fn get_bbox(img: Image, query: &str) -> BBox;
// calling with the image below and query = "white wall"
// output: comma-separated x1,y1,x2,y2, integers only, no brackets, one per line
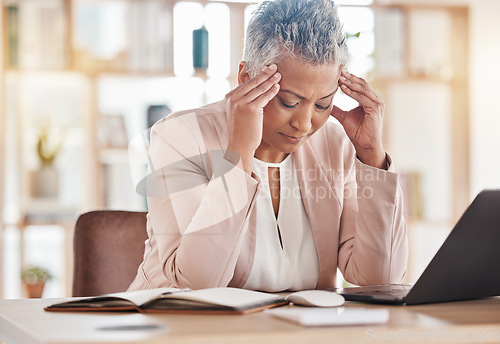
469,0,500,196
386,82,452,221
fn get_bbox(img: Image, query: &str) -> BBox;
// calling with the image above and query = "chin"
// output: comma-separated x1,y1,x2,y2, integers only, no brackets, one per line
275,141,306,154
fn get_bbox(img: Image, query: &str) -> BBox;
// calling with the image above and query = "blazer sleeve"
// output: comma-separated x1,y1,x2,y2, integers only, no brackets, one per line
146,114,259,289
337,155,408,285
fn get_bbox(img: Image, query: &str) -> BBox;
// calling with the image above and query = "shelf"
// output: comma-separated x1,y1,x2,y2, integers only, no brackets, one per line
98,148,130,165
21,199,77,225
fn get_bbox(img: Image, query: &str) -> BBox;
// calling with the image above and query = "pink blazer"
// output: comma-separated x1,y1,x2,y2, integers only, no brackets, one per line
128,99,408,291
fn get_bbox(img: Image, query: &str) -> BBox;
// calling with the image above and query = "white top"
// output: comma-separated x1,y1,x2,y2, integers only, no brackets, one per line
243,154,320,292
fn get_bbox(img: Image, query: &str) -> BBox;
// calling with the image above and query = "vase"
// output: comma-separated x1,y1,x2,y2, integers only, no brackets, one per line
193,26,208,69
32,165,59,198
24,282,45,298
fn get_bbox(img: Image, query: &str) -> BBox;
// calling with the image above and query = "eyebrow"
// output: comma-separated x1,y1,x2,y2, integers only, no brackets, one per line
279,89,337,101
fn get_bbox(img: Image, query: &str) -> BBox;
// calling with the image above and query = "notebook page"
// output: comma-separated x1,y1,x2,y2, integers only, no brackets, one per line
105,287,181,306
163,287,280,307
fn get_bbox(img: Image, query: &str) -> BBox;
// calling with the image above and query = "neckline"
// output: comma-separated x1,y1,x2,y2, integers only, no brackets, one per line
253,153,291,168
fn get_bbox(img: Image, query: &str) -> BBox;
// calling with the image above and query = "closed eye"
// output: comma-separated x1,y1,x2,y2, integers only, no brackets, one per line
315,104,330,111
281,100,299,109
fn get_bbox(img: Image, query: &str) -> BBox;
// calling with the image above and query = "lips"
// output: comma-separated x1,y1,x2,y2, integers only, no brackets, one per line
281,133,305,144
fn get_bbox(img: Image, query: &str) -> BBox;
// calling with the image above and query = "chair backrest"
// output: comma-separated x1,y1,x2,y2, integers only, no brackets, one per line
72,210,148,297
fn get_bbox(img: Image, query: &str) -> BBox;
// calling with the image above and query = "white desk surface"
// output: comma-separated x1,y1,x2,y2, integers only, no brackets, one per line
1,296,500,344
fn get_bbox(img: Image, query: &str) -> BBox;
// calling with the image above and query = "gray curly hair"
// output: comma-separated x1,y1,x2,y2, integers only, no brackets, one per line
243,0,349,77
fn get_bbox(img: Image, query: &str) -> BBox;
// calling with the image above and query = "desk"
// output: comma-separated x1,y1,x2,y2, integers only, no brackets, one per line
1,297,500,344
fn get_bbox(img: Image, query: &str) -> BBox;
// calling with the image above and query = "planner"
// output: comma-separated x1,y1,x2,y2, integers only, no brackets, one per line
45,287,288,315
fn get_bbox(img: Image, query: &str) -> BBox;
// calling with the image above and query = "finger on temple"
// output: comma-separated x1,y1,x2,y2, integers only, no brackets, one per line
237,65,278,97
341,81,379,106
245,73,281,103
226,65,277,100
342,70,367,86
253,83,280,108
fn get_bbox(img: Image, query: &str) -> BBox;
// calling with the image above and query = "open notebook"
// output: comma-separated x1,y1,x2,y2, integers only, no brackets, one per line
45,287,288,315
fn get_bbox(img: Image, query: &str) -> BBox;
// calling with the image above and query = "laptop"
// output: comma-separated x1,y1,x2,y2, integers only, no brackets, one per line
338,189,500,305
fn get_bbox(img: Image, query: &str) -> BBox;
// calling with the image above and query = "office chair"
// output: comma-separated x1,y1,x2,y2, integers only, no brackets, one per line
72,210,148,297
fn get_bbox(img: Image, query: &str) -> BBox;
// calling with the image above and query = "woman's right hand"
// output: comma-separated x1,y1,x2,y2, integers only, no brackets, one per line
225,64,281,174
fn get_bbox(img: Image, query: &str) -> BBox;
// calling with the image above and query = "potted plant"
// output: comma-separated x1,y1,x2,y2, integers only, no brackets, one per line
32,120,65,198
21,265,53,298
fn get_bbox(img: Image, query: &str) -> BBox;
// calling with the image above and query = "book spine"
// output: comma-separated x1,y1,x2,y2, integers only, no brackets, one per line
7,5,19,67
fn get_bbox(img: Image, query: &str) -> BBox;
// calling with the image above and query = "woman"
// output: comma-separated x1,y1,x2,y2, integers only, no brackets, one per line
128,0,407,292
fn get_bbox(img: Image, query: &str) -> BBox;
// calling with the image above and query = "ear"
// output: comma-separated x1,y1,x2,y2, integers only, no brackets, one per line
238,61,251,85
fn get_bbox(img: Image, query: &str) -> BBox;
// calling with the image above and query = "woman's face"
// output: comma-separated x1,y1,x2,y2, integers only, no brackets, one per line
256,56,341,163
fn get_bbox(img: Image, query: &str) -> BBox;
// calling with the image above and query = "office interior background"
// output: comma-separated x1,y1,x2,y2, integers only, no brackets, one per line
0,0,499,299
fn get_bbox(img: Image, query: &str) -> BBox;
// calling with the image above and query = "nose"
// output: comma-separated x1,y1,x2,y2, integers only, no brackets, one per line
290,106,313,133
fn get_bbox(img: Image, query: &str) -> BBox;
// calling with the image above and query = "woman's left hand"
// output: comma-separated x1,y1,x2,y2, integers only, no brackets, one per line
331,71,387,169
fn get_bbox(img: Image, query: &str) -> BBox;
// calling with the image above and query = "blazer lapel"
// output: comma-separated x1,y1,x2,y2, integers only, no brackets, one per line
295,140,342,289
196,99,259,288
